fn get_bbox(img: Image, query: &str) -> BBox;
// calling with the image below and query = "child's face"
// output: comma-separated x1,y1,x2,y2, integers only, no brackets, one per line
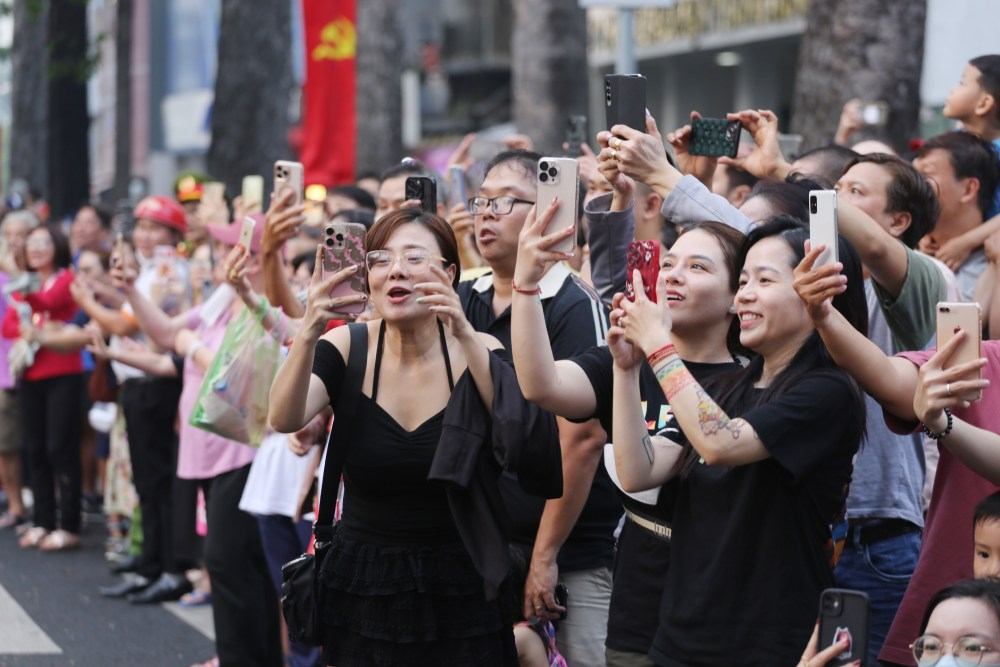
974,519,1000,581
944,64,990,121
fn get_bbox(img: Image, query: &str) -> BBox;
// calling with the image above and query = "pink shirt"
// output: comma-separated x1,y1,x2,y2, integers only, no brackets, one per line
176,302,256,480
879,340,1000,666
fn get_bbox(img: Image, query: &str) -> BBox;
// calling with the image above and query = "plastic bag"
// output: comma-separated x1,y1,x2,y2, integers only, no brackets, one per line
189,304,282,446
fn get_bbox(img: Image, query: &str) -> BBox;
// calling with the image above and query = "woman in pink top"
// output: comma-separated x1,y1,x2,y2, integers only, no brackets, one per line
111,216,284,667
1,225,84,550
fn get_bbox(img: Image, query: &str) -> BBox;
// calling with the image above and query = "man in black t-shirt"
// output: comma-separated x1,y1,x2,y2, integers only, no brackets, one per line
458,150,617,667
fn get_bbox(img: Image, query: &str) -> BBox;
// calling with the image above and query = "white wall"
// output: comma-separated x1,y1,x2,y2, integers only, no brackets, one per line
921,0,1000,106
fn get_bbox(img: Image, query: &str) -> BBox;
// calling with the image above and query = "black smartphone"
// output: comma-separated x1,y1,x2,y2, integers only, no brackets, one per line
605,74,647,136
689,118,742,158
818,588,870,666
405,176,437,213
565,115,588,156
554,583,568,621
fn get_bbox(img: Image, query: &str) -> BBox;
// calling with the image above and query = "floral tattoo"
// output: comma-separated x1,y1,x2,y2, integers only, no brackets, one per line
695,387,755,440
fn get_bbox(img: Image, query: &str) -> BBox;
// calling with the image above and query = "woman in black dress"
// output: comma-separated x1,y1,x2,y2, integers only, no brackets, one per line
269,208,559,666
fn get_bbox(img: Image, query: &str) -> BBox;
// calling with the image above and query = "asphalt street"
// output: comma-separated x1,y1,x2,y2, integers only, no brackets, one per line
0,518,215,667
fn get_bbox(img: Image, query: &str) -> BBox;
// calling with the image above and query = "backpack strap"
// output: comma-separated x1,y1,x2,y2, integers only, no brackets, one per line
313,322,368,544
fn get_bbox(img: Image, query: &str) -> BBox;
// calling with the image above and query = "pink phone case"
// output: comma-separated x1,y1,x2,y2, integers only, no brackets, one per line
322,223,367,314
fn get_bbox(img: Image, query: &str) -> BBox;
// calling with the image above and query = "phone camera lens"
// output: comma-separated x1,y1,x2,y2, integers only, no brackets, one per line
540,161,549,171
548,167,558,178
539,172,549,183
324,238,334,248
324,227,335,237
335,233,344,242
810,197,817,214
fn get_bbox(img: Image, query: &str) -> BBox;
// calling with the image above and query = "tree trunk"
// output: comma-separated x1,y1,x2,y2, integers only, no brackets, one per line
47,0,91,219
790,0,926,153
113,0,133,203
355,0,403,176
208,0,293,200
10,0,50,200
511,0,589,154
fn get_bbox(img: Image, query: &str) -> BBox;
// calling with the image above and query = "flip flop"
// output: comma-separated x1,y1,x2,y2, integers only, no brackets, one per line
179,590,212,607
38,529,82,552
19,526,50,549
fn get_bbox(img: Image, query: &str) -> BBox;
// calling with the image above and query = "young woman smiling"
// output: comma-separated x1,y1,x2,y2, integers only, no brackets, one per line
613,217,868,667
510,151,745,665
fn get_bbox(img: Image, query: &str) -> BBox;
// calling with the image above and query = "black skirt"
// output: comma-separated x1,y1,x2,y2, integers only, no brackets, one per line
318,529,519,666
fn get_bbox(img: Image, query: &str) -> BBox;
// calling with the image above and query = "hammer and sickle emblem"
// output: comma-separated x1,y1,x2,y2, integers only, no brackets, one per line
312,17,356,61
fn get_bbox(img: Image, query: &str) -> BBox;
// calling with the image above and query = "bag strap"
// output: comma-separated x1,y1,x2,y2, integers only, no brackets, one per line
314,322,368,543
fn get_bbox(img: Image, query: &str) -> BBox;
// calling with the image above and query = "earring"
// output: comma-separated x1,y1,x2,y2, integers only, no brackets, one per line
728,305,737,314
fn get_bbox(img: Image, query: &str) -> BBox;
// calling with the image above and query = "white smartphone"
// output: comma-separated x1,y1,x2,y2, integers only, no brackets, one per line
241,175,264,213
809,190,839,266
274,160,304,208
536,157,580,255
238,215,257,250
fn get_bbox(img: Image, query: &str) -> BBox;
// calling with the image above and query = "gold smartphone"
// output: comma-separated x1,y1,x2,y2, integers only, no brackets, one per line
936,302,983,401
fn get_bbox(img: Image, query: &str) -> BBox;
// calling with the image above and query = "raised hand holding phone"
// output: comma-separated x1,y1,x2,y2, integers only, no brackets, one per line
535,158,579,255
809,191,840,266
321,222,367,315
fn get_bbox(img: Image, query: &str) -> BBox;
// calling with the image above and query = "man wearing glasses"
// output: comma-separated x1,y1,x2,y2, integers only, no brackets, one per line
458,150,617,667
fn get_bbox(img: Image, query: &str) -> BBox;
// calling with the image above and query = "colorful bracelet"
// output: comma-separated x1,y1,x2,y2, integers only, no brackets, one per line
647,344,678,368
511,279,542,296
921,408,953,440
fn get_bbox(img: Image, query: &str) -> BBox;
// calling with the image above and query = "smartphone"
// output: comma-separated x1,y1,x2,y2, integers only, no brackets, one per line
689,118,742,159
274,161,305,208
114,231,126,268
203,182,226,207
859,100,889,126
809,190,840,266
448,166,467,209
554,583,568,621
153,245,178,281
818,588,870,667
536,157,580,255
405,176,437,213
565,115,588,156
937,302,983,401
238,215,257,251
241,175,264,213
605,74,647,136
625,240,660,303
321,222,367,315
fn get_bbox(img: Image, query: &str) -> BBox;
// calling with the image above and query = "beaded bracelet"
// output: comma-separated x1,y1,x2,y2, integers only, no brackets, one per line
921,408,953,440
511,279,542,296
647,344,678,368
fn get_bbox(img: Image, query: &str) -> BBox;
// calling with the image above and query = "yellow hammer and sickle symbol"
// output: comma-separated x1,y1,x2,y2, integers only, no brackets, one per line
313,17,356,61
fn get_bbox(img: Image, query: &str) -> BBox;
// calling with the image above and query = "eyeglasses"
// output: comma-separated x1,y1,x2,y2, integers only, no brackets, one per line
365,248,446,273
911,635,996,666
467,196,535,216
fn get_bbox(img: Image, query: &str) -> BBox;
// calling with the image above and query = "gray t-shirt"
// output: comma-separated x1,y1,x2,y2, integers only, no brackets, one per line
845,279,927,525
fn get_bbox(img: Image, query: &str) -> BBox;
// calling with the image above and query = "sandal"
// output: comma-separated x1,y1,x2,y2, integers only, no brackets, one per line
179,590,212,607
19,526,50,549
38,529,82,552
0,512,28,530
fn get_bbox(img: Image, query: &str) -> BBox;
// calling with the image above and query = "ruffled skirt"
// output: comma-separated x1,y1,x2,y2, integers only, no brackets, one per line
318,529,518,666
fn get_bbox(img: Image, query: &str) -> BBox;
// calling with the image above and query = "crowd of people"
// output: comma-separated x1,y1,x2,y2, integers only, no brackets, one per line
2,53,1000,667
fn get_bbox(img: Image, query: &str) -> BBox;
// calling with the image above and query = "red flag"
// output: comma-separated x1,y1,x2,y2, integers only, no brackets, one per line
300,0,356,186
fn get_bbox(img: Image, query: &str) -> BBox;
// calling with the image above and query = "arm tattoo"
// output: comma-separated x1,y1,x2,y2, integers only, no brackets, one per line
641,435,654,465
695,388,756,440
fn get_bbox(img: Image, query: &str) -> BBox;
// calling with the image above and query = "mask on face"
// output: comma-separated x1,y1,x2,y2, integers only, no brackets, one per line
931,656,1000,667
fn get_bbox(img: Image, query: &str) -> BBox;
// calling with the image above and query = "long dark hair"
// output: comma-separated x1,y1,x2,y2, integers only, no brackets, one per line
709,217,866,450
29,224,73,270
919,580,1000,634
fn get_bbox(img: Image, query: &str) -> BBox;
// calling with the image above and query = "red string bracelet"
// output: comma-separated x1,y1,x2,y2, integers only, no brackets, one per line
647,343,678,368
511,279,542,296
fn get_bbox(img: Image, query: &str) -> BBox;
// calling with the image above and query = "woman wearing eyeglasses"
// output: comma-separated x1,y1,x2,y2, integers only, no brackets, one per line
269,207,561,667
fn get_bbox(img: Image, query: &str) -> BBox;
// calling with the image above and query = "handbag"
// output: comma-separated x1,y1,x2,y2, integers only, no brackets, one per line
281,322,367,646
189,303,283,446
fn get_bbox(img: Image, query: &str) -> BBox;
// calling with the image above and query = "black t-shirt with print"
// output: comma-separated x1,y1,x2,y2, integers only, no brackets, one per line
649,369,860,667
571,345,740,654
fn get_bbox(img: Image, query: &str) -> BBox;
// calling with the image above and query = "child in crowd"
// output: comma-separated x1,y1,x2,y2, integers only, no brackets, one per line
974,491,1000,582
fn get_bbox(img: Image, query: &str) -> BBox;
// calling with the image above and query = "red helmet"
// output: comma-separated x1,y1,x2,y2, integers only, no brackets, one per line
134,196,187,234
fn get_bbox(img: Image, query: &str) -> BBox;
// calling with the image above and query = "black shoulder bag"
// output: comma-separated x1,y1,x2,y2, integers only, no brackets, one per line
281,322,367,647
